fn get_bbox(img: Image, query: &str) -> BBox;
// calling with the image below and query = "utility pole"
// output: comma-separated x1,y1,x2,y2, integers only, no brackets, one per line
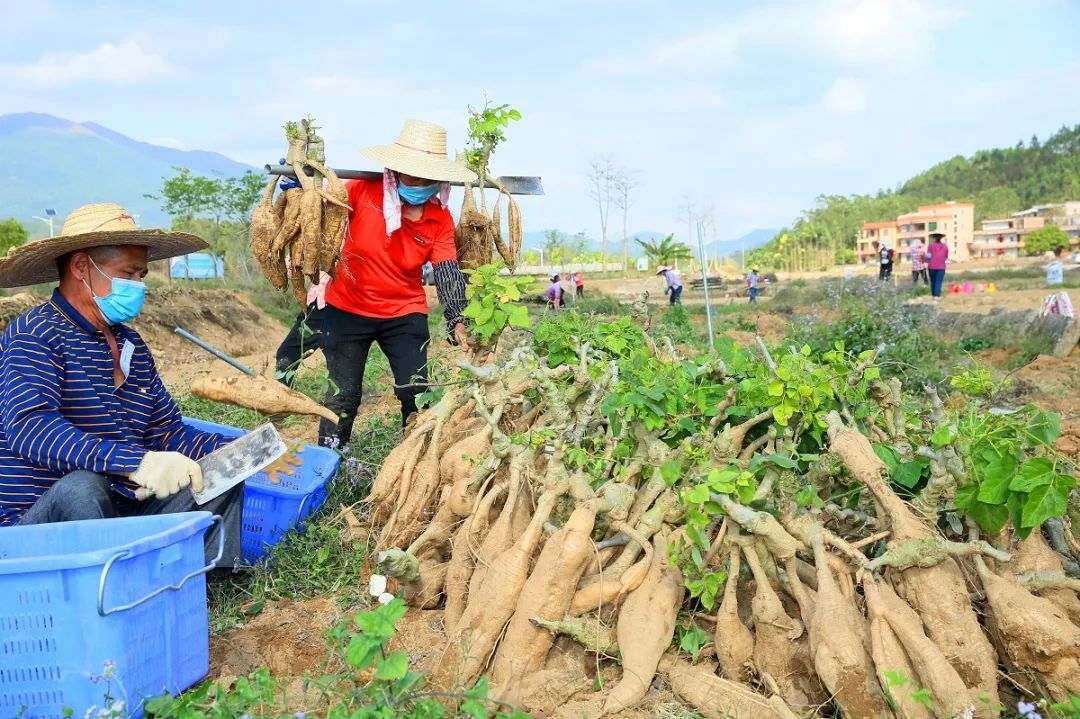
32,208,56,237
697,221,715,352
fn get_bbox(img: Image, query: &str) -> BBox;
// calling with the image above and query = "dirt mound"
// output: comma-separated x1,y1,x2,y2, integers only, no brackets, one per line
1009,353,1080,417
133,286,285,362
0,292,42,331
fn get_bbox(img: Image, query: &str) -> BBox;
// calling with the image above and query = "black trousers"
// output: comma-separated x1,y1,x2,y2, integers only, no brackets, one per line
319,305,430,446
275,305,326,382
912,268,929,285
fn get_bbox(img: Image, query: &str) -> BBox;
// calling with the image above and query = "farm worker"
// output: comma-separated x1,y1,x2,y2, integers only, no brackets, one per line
573,271,585,299
909,240,929,286
927,233,949,301
656,265,683,305
0,203,242,566
871,240,893,281
746,268,760,304
275,271,329,385
545,273,564,311
318,119,476,447
1045,245,1065,286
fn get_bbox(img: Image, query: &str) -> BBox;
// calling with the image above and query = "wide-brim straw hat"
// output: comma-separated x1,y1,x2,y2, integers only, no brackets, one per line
360,119,479,183
655,266,670,275
0,203,206,288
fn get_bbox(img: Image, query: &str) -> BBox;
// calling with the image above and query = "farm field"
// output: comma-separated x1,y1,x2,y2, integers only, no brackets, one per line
29,265,1072,719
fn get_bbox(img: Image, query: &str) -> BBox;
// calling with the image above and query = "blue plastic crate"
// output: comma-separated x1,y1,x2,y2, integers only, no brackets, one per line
0,512,218,719
182,418,341,563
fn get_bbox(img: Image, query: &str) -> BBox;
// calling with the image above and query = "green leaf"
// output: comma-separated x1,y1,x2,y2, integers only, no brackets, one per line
1021,483,1069,528
1027,410,1061,446
873,444,900,474
374,650,409,680
767,380,784,397
505,303,530,328
976,463,1012,504
346,635,382,670
1010,457,1055,492
660,459,683,486
678,623,710,662
684,484,710,504
930,426,955,448
967,501,1010,535
894,460,925,489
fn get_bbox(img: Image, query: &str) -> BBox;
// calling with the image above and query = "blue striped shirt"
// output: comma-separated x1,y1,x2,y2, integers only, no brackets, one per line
0,289,226,525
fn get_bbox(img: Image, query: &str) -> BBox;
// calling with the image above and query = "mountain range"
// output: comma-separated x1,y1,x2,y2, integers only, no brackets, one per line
0,113,254,233
520,228,777,258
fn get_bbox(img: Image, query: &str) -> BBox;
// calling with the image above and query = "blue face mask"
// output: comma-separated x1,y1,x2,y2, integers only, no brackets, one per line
85,259,146,324
398,181,440,206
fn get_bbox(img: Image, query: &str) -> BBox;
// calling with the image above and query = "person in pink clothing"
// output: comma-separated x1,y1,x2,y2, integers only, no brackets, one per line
926,233,949,300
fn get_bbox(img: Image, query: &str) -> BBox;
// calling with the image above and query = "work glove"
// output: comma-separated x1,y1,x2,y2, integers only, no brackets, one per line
278,158,301,191
130,451,204,500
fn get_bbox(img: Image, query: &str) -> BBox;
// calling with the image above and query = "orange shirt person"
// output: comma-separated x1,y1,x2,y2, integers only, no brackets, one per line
318,120,476,448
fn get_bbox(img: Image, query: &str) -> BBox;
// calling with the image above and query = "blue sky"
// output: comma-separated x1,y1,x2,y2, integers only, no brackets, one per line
2,0,1079,245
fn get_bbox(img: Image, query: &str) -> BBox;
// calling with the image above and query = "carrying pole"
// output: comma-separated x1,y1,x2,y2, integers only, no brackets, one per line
174,327,258,376
697,221,715,352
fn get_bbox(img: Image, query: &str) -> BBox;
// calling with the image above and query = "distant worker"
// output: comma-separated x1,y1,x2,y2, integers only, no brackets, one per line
657,265,683,305
1046,246,1065,286
927,233,949,301
746,268,761,304
909,240,929,286
544,272,564,311
872,240,893,281
572,271,585,299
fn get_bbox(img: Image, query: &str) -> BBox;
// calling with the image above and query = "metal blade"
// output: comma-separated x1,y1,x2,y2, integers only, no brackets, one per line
192,423,288,505
264,164,545,196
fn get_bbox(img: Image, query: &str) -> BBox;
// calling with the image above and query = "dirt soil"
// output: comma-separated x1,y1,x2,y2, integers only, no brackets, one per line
910,287,1066,315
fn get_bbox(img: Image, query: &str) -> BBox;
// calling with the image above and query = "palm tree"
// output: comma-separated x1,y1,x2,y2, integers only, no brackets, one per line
635,233,692,269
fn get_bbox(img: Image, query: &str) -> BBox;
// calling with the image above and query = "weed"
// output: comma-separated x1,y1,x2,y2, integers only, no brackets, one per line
957,336,994,353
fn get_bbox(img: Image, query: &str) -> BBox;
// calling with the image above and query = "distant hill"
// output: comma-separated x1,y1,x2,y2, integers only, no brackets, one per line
0,113,255,233
707,228,778,258
748,124,1080,271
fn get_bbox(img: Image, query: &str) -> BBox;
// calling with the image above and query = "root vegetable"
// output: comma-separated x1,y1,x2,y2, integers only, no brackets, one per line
432,487,564,690
298,187,323,280
270,188,303,258
975,555,1080,701
659,655,789,719
1011,530,1080,624
867,606,930,719
491,501,600,699
443,484,502,633
864,577,978,718
715,549,755,682
469,448,530,600
190,374,338,423
807,533,886,719
251,176,280,277
601,531,684,715
742,541,824,710
824,412,1000,704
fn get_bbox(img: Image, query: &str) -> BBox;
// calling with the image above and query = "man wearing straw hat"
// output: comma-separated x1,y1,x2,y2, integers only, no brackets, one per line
314,119,476,448
0,203,243,566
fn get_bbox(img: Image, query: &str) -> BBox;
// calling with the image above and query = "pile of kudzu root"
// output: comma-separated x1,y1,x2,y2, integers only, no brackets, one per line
369,308,1080,718
251,117,350,307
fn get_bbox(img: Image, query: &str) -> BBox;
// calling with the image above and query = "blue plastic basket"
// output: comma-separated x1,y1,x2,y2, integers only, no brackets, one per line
0,512,218,719
182,418,341,563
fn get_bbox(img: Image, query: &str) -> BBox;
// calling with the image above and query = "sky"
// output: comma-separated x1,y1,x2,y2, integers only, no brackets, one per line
2,0,1079,246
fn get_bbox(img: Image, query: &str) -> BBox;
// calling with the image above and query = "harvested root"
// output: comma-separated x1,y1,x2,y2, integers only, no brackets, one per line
714,549,754,682
530,614,617,656
601,531,684,715
659,655,792,719
190,374,338,423
251,176,280,280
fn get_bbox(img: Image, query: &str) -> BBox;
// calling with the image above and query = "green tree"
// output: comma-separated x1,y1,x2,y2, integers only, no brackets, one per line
1024,224,1070,256
635,233,692,268
146,167,266,279
0,218,29,257
544,229,570,264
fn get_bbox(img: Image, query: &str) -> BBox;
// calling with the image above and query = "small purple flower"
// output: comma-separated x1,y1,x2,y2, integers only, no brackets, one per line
296,713,306,719
1017,702,1041,719
102,659,116,679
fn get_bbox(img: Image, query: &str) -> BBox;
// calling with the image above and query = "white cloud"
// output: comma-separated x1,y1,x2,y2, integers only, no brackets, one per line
822,77,867,114
819,0,965,64
2,41,176,89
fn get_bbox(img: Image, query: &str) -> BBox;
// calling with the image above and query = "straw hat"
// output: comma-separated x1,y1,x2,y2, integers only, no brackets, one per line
655,265,670,275
360,119,479,183
0,203,206,288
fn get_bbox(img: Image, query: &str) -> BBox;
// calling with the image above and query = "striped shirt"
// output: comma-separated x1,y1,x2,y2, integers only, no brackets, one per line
0,289,226,525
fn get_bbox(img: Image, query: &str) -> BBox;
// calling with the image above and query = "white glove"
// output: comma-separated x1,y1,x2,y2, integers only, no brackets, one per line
130,451,203,500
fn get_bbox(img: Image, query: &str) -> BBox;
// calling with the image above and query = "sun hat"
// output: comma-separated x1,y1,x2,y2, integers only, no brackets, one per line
360,119,479,183
0,203,207,288
655,265,670,275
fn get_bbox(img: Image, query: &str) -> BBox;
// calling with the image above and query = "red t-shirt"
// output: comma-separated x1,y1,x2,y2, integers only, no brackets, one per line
324,179,457,318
